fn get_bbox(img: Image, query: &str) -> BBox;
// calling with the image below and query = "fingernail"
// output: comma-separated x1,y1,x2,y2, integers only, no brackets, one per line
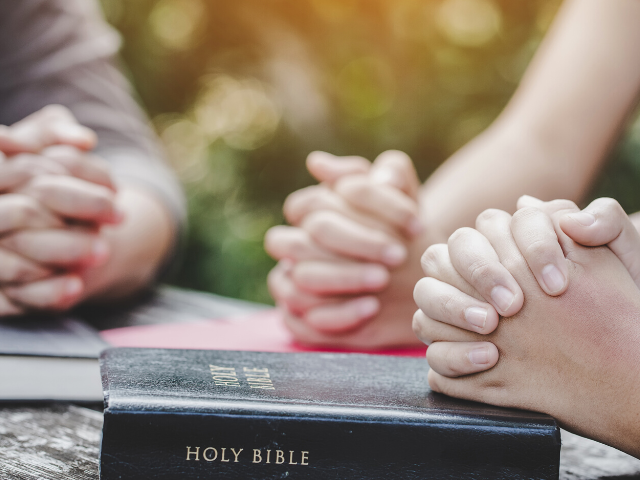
371,167,402,188
566,211,595,227
407,217,423,237
465,307,487,329
541,264,566,294
468,347,492,365
382,244,407,266
363,266,389,288
491,285,515,313
355,297,380,318
65,277,83,298
89,239,110,266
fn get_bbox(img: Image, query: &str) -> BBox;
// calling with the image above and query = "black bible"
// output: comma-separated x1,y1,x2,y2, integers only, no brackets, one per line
100,348,560,479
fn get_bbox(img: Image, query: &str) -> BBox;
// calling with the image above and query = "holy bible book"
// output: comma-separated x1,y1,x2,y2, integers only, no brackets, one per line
100,348,561,479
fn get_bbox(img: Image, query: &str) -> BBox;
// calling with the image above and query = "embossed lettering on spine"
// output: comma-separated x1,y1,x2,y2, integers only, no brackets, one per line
99,348,561,479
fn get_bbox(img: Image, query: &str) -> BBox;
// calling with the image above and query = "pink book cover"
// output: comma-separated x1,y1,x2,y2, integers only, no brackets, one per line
100,308,426,358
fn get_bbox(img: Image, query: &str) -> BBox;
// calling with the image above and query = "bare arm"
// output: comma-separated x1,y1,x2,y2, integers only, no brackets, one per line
421,0,640,241
266,0,640,349
81,186,174,301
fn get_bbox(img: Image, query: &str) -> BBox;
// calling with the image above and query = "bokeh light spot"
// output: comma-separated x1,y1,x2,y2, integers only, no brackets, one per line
149,0,206,51
193,75,281,151
157,116,209,183
337,56,396,119
437,0,502,48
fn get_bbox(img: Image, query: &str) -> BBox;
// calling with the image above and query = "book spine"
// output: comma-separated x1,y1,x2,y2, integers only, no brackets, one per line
100,410,560,479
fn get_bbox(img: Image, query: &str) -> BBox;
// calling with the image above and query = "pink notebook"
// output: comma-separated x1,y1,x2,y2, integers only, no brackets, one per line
100,308,426,358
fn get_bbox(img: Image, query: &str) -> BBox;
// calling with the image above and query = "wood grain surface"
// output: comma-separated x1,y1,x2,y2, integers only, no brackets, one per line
0,405,101,480
1,288,639,479
0,405,639,480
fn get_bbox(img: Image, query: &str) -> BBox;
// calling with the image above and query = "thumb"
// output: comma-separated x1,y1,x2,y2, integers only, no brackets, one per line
517,196,583,257
559,198,640,287
306,151,370,184
370,150,420,200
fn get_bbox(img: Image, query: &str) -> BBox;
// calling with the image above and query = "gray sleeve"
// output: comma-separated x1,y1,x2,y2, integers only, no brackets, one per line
0,0,186,274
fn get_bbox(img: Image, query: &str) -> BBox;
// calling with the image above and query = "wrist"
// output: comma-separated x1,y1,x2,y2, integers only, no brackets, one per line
81,187,175,302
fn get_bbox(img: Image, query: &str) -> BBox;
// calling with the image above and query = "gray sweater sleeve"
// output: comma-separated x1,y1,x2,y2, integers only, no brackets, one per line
0,0,186,273
0,0,185,235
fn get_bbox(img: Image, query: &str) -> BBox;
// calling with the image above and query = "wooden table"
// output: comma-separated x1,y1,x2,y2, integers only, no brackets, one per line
1,286,639,479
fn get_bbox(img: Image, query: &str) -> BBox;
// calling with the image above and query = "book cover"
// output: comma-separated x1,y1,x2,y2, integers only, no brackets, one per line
100,308,427,357
100,348,560,479
0,316,107,402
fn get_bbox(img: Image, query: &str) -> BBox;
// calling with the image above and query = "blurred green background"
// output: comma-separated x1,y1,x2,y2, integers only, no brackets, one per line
98,0,640,304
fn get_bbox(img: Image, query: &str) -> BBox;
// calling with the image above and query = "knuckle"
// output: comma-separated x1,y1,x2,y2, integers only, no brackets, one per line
421,244,447,277
289,236,309,260
263,229,280,257
467,259,494,285
439,290,460,320
302,211,336,237
379,149,412,167
268,270,294,304
546,199,579,220
283,186,322,223
42,104,72,119
282,193,304,224
475,208,504,225
426,369,441,392
443,348,467,377
522,238,557,262
548,199,578,211
10,196,40,226
448,227,475,247
266,267,280,292
6,260,35,283
290,263,318,290
499,254,524,277
335,176,368,200
43,144,80,161
412,310,431,343
511,206,540,224
412,277,430,302
279,289,298,306
595,197,624,217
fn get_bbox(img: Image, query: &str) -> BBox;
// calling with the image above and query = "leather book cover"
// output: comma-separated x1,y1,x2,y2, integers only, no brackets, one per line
100,348,560,479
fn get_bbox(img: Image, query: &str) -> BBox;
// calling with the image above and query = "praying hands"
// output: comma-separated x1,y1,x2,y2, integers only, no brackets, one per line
265,150,426,348
0,105,175,316
413,197,640,458
0,106,121,315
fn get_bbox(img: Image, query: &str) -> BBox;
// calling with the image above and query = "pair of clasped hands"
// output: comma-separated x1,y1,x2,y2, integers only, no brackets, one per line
267,151,640,456
0,106,121,315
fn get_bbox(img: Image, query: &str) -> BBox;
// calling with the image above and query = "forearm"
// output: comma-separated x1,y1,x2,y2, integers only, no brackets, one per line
81,186,176,301
420,0,640,243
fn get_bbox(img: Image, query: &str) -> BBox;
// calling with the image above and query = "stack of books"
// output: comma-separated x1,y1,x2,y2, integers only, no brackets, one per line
0,315,561,478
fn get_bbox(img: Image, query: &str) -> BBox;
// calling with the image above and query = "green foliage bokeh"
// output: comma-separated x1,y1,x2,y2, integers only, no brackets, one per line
99,0,640,304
